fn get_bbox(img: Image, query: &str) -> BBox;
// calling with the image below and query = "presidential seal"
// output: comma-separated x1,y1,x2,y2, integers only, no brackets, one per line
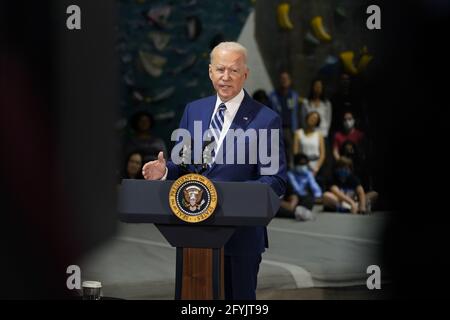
169,173,218,223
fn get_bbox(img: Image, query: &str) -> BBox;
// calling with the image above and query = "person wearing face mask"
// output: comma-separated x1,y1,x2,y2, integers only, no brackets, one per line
286,153,322,221
323,157,377,214
332,111,365,161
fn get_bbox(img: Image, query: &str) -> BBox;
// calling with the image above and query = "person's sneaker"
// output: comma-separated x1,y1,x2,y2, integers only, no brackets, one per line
294,206,304,221
303,209,316,221
295,206,315,221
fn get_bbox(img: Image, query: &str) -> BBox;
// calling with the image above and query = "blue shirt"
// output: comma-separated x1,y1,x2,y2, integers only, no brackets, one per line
269,89,299,131
287,170,322,198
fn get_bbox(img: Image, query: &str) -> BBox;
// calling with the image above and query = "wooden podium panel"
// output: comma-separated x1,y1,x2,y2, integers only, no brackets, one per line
179,248,224,300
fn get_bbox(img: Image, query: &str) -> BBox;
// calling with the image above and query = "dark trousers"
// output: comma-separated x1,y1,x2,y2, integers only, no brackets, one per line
224,254,262,300
283,128,294,169
276,206,294,218
276,194,315,218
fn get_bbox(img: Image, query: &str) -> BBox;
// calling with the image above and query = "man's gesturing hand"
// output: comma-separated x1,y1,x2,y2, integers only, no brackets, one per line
142,151,166,180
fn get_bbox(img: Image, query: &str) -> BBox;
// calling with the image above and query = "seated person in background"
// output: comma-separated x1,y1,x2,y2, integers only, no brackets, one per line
119,150,144,182
124,111,168,163
340,140,364,182
287,153,322,221
323,157,377,214
276,181,299,218
332,111,365,161
293,111,326,186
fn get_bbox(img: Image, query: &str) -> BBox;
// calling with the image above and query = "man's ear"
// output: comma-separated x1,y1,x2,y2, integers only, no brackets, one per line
244,67,249,80
208,64,213,80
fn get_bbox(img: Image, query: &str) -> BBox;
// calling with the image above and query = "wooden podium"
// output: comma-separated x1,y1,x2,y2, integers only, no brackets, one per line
118,179,280,300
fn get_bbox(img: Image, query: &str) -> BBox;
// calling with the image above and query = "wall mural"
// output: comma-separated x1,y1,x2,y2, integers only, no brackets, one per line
117,0,253,145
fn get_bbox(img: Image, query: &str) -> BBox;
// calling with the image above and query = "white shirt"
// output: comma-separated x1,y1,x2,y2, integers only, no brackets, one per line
296,128,321,171
209,89,244,152
160,89,245,180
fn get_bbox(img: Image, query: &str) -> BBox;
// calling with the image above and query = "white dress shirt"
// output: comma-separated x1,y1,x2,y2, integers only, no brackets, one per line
209,89,244,152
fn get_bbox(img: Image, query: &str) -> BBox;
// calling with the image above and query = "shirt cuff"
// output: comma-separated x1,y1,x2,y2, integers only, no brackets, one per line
160,167,168,181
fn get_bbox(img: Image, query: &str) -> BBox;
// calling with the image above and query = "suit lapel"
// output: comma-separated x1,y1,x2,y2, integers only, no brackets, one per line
200,96,217,137
228,92,258,132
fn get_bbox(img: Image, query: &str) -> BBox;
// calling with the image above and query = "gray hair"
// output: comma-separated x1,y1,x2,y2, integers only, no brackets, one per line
210,42,248,66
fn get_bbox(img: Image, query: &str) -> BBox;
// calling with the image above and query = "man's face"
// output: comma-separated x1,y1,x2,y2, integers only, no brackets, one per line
209,49,248,102
279,72,291,89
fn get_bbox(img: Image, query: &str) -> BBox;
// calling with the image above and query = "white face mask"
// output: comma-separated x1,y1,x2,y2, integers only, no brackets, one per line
343,119,355,130
295,165,309,172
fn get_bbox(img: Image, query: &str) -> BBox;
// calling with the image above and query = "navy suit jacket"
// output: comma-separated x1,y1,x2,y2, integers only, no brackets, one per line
166,91,287,255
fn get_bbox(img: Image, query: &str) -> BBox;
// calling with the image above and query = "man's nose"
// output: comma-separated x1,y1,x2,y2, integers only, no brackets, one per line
222,70,231,81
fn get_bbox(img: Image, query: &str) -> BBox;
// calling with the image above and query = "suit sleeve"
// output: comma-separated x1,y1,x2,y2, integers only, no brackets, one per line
166,103,190,180
252,115,287,197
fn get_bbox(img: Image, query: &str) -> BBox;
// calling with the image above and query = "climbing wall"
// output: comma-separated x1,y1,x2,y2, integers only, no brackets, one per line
255,0,380,95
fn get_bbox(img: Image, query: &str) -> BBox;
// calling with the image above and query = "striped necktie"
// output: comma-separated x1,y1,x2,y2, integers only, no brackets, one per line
207,103,227,164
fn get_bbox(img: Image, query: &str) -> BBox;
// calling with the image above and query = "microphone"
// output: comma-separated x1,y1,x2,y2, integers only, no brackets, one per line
177,135,217,175
178,139,192,176
202,139,216,170
181,142,192,166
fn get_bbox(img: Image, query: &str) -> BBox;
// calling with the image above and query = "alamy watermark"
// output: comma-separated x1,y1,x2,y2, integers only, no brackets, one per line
366,264,381,290
66,264,81,290
170,121,280,175
66,5,380,31
66,5,81,30
366,5,381,30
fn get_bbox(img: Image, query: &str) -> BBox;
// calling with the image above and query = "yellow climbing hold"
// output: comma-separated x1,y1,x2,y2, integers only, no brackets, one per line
357,53,373,73
311,16,331,42
277,3,294,30
339,51,358,75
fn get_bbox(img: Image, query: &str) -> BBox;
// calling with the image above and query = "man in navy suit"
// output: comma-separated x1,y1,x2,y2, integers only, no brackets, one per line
142,42,287,299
